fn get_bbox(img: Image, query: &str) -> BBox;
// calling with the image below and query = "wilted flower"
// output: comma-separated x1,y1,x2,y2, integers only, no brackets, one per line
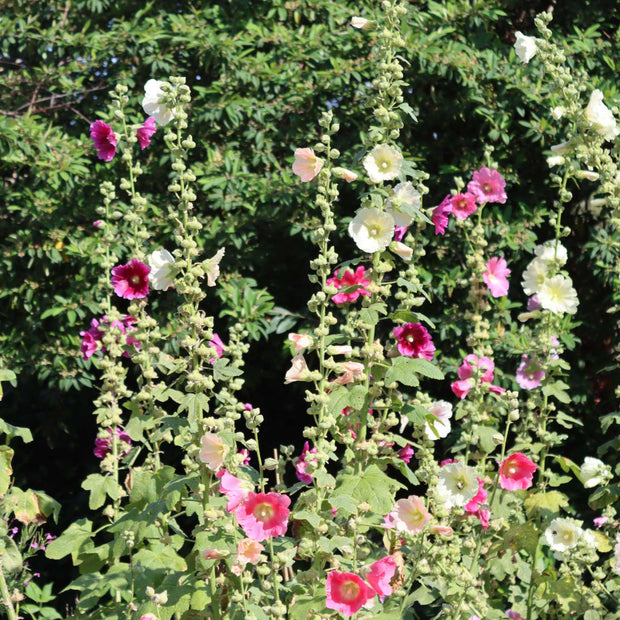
326,266,371,304
467,167,507,204
335,361,365,385
544,518,583,552
392,322,435,360
148,248,175,290
111,259,150,299
236,491,290,541
142,79,174,126
537,275,579,315
499,453,537,491
292,147,323,182
436,462,479,508
580,457,611,488
390,241,413,262
199,433,229,470
348,208,395,253
136,116,157,149
325,571,376,617
514,32,538,63
363,144,403,183
90,120,117,162
584,89,619,141
483,256,511,297
284,354,312,383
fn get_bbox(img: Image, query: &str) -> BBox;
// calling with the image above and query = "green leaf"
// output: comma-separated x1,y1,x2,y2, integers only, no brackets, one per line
385,357,443,387
524,491,568,519
1,536,22,573
0,446,13,494
542,381,571,404
335,464,403,514
81,474,108,510
45,519,93,560
287,595,328,619
0,419,32,443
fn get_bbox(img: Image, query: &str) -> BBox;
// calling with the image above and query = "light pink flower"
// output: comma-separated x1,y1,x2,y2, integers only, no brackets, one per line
432,195,452,235
93,220,103,227
389,495,431,534
90,120,117,161
366,556,396,598
199,433,228,470
393,322,435,360
137,116,157,149
284,354,312,383
467,167,507,204
217,470,253,512
326,266,371,304
292,147,323,182
237,538,264,565
235,491,290,541
516,355,545,390
202,549,226,560
294,441,318,484
483,257,511,297
325,571,376,617
94,428,132,459
450,193,477,220
110,259,150,299
209,333,225,363
288,332,313,354
593,516,609,527
431,524,453,537
335,361,365,385
499,453,537,491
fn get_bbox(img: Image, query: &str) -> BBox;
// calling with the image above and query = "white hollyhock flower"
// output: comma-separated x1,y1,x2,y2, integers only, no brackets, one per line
514,32,537,63
148,248,176,290
363,145,403,183
534,240,567,266
142,79,175,126
537,275,579,315
580,457,611,488
390,241,413,262
424,401,453,441
386,182,421,227
584,89,619,141
547,155,564,168
436,462,479,509
544,518,582,552
521,258,549,296
551,106,564,120
350,17,371,30
204,248,226,287
348,208,394,253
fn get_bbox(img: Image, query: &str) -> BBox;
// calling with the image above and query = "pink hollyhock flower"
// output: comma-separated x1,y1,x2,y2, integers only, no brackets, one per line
89,120,117,162
93,220,103,227
527,294,542,311
199,433,229,470
94,428,132,459
294,441,318,484
284,354,312,383
394,225,408,242
235,491,290,541
292,147,323,182
80,329,99,360
450,193,477,220
80,315,139,360
325,571,376,617
389,495,431,534
217,470,253,512
593,516,609,527
465,478,490,530
499,453,537,491
431,524,453,537
451,354,503,399
327,266,371,304
392,322,435,360
516,355,545,390
506,611,525,620
209,333,225,363
288,332,313,354
366,556,396,599
467,167,507,204
111,259,150,299
239,448,251,465
335,361,365,385
237,538,264,565
432,195,452,235
397,445,414,464
483,257,511,297
137,116,157,149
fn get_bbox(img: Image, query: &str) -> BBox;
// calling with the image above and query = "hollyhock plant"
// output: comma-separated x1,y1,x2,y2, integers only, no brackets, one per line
94,428,132,459
515,355,545,390
366,556,397,599
432,195,452,235
483,257,511,297
392,322,435,360
199,433,229,470
136,116,157,149
363,144,403,183
327,266,371,304
388,495,431,534
450,192,477,220
294,441,318,484
142,79,174,126
348,207,395,253
467,167,507,204
111,259,150,299
235,491,290,541
218,470,253,513
148,248,175,290
325,571,376,617
292,147,323,182
499,453,537,491
89,120,117,162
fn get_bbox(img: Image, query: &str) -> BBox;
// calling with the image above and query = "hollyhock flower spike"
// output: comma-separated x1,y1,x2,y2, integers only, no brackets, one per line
365,556,397,599
450,193,477,220
325,571,376,617
90,120,117,162
467,167,507,205
111,259,150,299
392,322,435,360
483,256,511,298
363,144,403,183
235,491,290,541
142,79,174,126
348,208,395,253
326,266,371,304
136,116,157,149
432,195,452,235
499,453,537,491
292,147,323,182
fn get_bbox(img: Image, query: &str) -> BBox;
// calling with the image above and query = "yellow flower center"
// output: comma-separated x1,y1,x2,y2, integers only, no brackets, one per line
254,503,274,522
340,581,360,602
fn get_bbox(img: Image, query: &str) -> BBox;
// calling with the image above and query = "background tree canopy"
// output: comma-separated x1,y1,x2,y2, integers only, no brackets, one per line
1,0,619,600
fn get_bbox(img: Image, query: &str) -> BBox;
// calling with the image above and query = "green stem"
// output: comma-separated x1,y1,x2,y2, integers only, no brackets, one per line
0,566,18,620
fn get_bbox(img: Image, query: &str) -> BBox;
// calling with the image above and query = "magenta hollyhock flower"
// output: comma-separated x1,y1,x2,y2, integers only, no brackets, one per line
483,257,511,297
94,428,132,459
464,478,490,530
136,116,157,149
217,470,253,513
327,266,371,304
432,195,452,235
392,322,435,360
366,555,396,599
397,445,414,464
90,120,117,162
235,492,290,541
450,193,477,220
325,571,376,617
80,328,99,360
393,225,408,242
209,333,225,363
80,315,138,360
516,355,545,390
467,167,507,204
499,453,537,491
111,259,150,299
506,611,525,620
451,354,502,399
239,448,251,466
294,441,318,484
